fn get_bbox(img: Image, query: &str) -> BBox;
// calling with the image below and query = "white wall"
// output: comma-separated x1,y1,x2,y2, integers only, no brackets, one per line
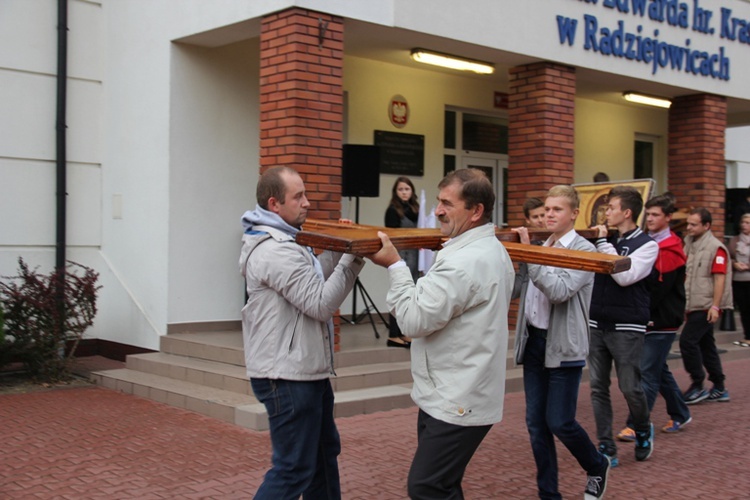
727,126,750,163
0,0,103,253
726,125,750,189
97,1,178,347
0,0,105,330
574,98,669,190
168,40,260,325
2,0,270,349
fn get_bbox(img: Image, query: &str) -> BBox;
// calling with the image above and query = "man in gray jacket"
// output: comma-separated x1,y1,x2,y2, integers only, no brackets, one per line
239,166,364,500
512,185,610,500
367,169,514,499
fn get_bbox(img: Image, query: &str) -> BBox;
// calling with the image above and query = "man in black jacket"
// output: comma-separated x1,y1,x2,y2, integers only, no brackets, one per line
589,186,658,466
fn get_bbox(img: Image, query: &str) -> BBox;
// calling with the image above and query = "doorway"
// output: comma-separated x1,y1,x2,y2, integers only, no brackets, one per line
460,156,506,225
444,107,509,226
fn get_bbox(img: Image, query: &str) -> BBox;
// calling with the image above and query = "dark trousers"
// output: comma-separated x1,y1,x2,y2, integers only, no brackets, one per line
679,310,726,389
408,409,491,500
589,328,650,452
523,330,606,500
626,331,690,427
250,378,341,500
732,281,750,340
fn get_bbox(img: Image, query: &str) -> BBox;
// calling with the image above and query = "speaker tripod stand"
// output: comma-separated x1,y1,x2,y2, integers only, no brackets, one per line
349,278,389,339
348,195,389,339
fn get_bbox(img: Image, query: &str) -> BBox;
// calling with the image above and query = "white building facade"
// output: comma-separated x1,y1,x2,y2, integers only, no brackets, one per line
3,0,750,352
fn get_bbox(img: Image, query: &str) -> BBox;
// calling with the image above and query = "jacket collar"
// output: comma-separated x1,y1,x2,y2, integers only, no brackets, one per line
441,223,496,253
251,224,295,242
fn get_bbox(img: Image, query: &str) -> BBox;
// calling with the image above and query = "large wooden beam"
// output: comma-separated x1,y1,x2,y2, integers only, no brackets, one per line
297,220,630,274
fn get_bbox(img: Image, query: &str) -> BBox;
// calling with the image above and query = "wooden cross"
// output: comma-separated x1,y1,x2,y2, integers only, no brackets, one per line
296,219,630,274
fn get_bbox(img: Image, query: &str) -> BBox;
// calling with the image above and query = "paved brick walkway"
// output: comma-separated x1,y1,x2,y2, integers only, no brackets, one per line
2,357,749,499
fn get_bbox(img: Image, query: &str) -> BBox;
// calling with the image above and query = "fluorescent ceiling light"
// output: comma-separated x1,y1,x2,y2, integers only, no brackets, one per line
622,92,672,108
411,48,494,75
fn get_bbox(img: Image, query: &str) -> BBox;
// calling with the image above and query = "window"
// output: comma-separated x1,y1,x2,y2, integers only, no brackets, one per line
462,113,508,155
634,134,658,179
444,107,509,224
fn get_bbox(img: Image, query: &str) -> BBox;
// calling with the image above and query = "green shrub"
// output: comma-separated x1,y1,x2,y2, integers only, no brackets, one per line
0,258,101,381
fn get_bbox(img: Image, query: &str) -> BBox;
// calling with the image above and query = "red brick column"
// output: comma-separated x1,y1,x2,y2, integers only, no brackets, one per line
260,8,344,220
260,9,346,348
506,62,576,333
668,94,727,236
507,62,576,227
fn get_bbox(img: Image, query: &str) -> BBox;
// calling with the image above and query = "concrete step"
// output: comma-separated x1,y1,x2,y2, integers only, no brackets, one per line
158,331,412,368
90,368,257,425
91,367,415,431
126,352,251,394
237,384,415,431
126,351,412,394
335,345,411,368
159,331,245,366
89,323,750,432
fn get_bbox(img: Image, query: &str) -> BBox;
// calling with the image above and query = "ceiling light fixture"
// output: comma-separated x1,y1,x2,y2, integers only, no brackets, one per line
410,48,494,75
622,91,672,108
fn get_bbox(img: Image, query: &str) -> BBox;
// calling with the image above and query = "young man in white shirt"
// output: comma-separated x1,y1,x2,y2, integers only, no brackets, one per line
513,185,610,500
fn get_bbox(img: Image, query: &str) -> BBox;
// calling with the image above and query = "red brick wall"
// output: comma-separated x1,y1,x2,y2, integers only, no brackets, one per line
506,62,576,333
259,8,344,221
260,9,346,347
668,94,727,236
507,62,576,228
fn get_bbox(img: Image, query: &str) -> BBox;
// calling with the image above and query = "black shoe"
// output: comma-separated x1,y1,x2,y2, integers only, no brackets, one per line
584,454,611,500
635,423,654,462
387,338,411,349
597,443,618,468
705,386,730,402
683,384,709,405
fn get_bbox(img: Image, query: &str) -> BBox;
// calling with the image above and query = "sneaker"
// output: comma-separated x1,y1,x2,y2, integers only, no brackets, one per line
706,387,730,402
683,386,709,405
584,455,611,500
662,417,692,433
597,443,618,468
635,423,654,462
616,427,635,442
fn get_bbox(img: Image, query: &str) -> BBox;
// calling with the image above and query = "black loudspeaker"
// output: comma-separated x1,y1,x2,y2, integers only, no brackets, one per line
342,144,380,198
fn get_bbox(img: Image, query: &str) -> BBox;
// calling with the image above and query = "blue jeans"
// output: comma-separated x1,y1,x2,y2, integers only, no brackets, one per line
523,331,606,500
589,328,650,452
251,378,341,500
626,332,690,428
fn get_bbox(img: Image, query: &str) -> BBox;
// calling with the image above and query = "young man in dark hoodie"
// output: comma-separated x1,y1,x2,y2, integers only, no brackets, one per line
616,195,691,443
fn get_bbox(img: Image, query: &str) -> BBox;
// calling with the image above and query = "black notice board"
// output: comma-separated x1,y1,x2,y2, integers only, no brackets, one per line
374,130,424,176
